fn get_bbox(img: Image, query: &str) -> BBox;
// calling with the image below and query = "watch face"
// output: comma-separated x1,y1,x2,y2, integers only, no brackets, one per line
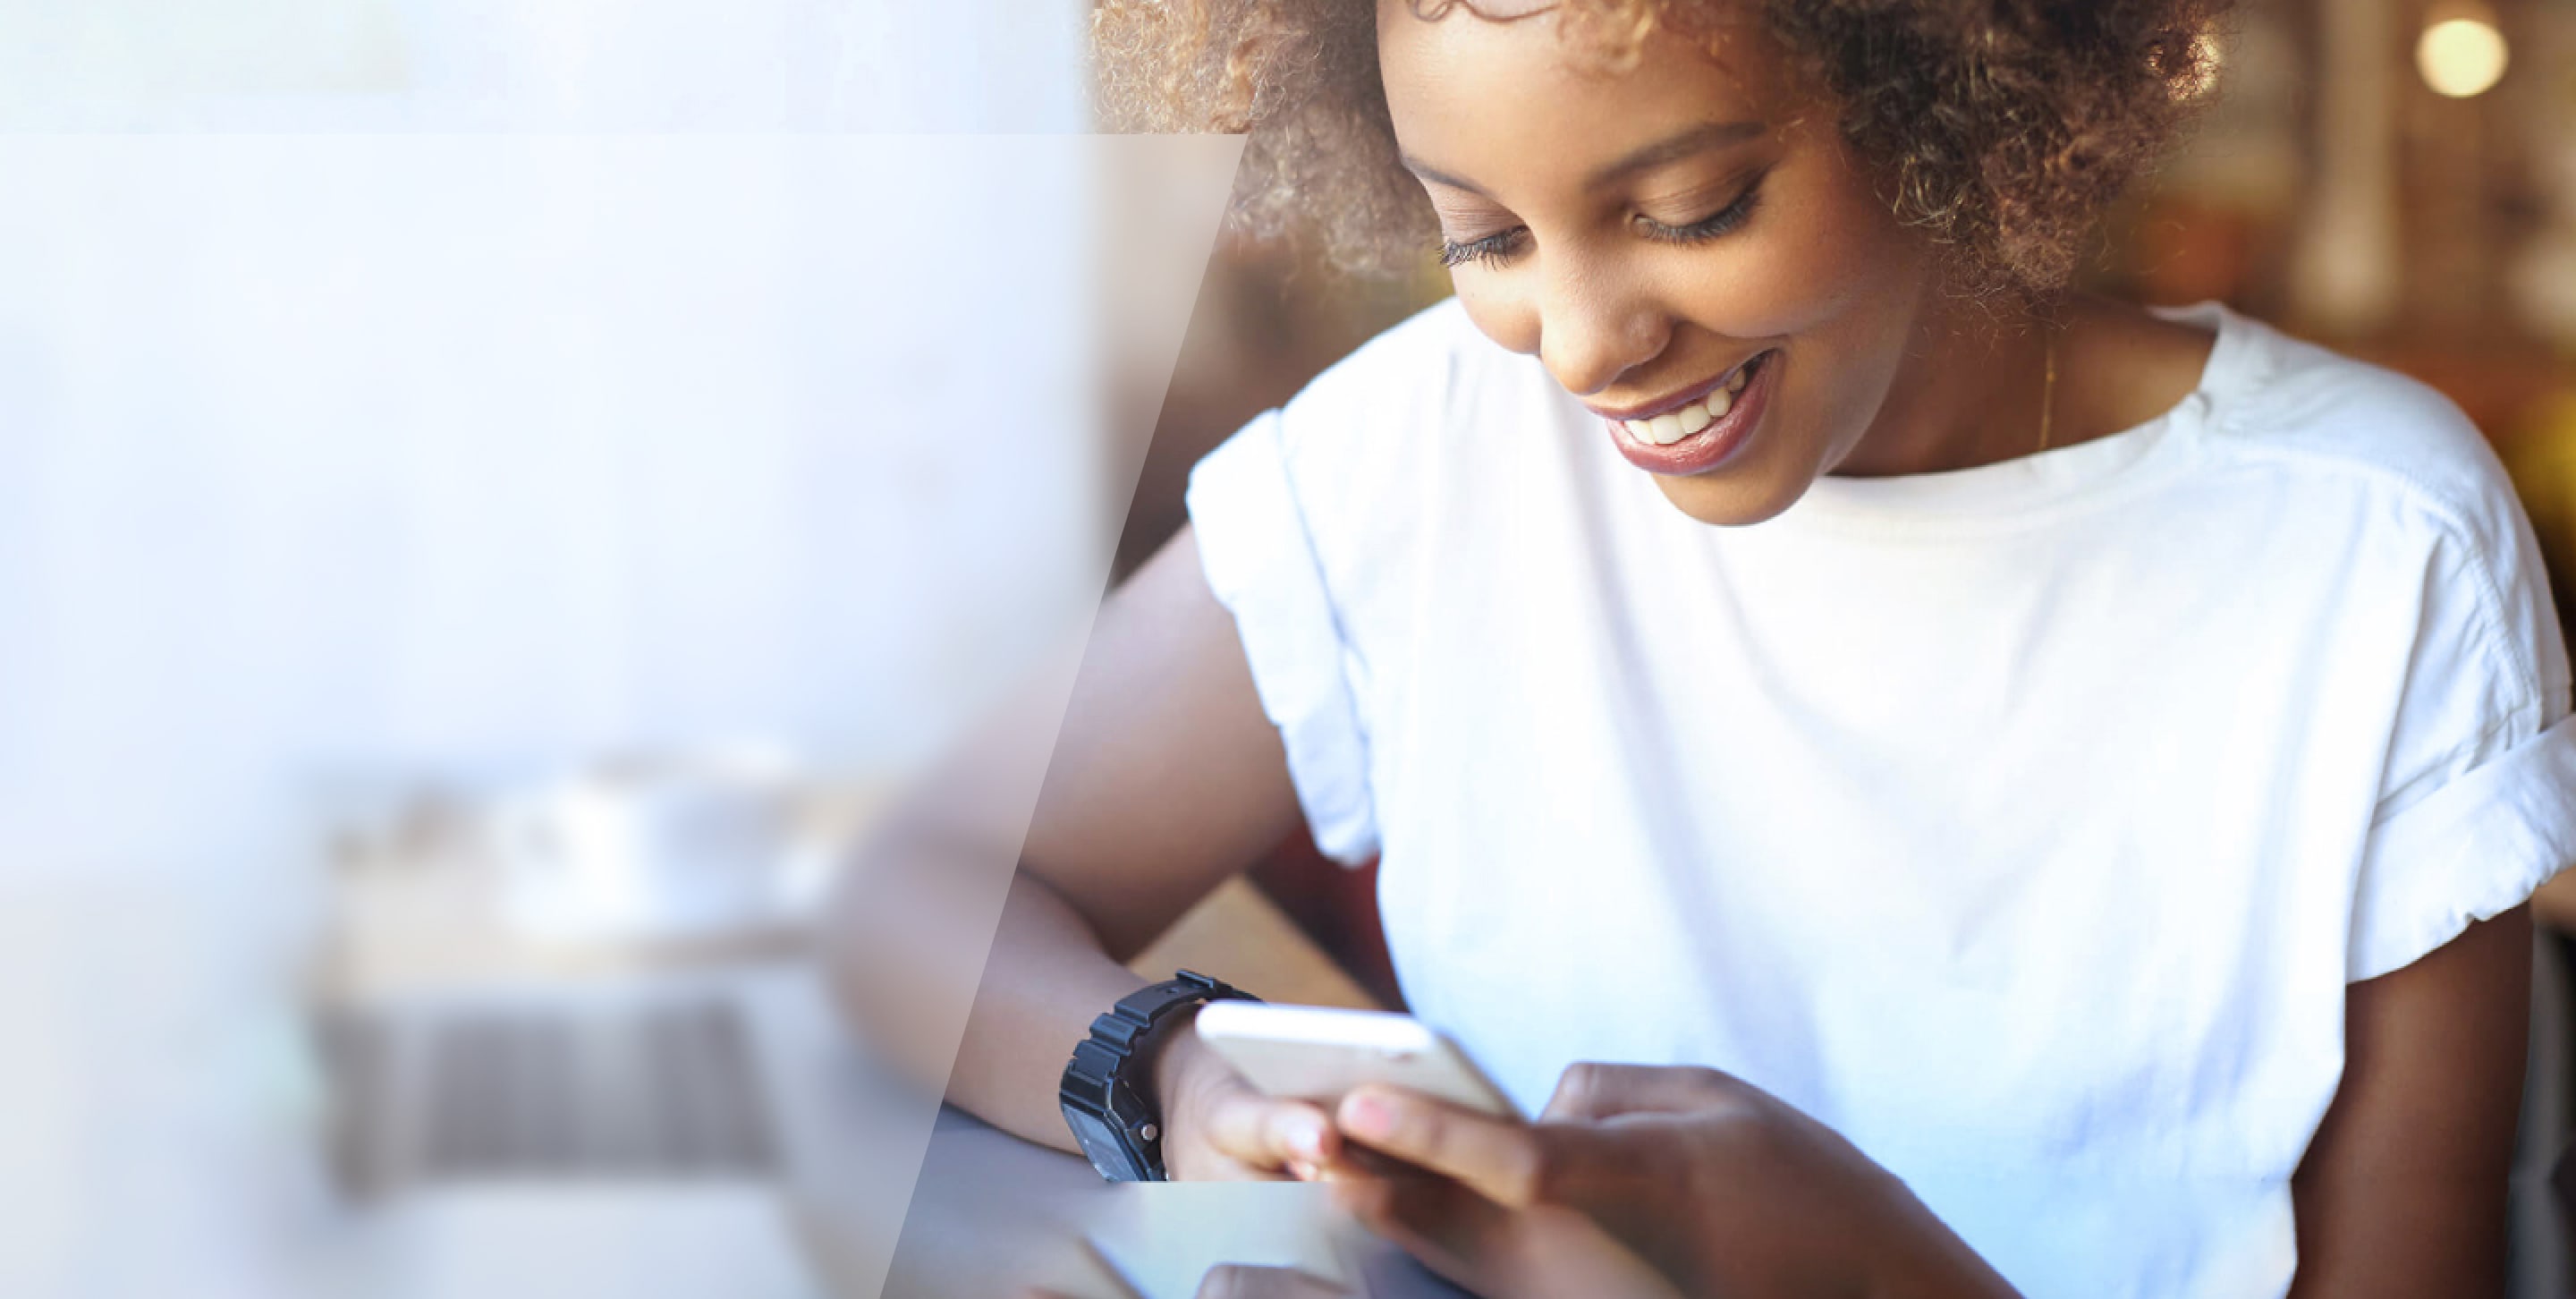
1065,1105,1146,1182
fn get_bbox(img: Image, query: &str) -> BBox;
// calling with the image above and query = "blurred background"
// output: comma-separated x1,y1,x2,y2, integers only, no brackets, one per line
0,5,1154,1299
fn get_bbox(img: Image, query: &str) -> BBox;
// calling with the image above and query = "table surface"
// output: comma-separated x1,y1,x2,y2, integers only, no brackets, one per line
869,1104,1472,1299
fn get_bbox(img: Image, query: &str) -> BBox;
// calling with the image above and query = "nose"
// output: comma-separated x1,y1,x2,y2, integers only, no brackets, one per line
1532,256,1671,399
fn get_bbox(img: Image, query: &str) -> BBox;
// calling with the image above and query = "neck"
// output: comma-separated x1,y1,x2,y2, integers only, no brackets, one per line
1827,291,2070,479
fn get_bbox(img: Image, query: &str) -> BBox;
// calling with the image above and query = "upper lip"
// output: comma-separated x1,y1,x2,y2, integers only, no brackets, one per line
1583,351,1767,422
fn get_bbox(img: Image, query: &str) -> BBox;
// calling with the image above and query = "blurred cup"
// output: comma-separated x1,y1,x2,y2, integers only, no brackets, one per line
489,746,801,945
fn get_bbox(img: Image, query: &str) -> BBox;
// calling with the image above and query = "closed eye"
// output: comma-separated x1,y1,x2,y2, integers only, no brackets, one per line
1635,170,1767,246
1438,226,1528,269
1437,169,1769,270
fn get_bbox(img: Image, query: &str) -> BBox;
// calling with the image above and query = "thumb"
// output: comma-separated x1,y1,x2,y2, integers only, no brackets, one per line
1200,1086,1335,1170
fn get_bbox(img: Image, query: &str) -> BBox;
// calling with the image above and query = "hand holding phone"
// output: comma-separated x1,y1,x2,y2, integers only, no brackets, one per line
1191,1002,1523,1120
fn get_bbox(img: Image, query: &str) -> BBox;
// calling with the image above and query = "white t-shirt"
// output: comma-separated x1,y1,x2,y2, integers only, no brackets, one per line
1183,299,2576,1297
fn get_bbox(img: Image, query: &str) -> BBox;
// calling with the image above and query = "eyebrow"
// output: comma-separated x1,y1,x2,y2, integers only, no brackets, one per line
1401,119,1767,198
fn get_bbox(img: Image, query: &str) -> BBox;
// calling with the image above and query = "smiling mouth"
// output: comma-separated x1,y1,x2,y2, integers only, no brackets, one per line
1597,347,1782,477
1597,351,1773,446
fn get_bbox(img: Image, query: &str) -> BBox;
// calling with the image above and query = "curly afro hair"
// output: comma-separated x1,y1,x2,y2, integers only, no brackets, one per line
1091,0,2230,298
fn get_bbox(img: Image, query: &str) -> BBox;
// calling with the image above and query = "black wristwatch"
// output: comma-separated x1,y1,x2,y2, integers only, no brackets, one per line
1059,970,1258,1181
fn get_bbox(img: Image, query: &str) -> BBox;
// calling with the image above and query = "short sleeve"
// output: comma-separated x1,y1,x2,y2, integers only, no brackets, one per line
2348,511,2576,981
1185,410,1381,865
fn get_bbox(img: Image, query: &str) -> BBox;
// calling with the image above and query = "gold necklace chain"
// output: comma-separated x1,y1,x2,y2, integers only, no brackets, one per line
2035,332,2059,454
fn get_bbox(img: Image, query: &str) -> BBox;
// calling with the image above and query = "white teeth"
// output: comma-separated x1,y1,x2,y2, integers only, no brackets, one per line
1617,358,1761,447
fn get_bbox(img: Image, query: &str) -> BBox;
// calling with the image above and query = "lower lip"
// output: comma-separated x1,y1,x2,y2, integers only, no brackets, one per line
1604,351,1780,477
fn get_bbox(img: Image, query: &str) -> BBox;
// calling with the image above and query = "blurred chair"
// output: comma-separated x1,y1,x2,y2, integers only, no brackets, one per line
2522,927,2573,1299
1248,837,1402,1012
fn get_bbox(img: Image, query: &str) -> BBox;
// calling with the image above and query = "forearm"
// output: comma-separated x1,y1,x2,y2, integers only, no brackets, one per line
820,522,1304,1157
821,802,1158,1150
944,870,1155,1151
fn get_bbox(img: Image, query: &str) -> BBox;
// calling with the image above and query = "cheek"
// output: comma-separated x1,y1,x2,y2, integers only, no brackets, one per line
1678,182,1917,344
1453,281,1540,355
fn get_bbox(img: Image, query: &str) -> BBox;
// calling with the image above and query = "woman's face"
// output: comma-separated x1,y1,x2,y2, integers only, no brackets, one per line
1377,2,1941,524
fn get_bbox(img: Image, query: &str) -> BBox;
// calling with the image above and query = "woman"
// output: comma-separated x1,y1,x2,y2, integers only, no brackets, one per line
836,2,2575,1295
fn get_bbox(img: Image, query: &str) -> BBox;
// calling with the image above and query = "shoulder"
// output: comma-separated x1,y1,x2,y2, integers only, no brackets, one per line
1271,295,1522,454
1251,294,1568,539
1186,293,1579,645
2190,306,2527,565
2187,308,2570,715
1186,297,1495,564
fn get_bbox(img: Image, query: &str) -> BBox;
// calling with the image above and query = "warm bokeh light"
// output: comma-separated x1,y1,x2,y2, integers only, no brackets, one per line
2417,16,2509,98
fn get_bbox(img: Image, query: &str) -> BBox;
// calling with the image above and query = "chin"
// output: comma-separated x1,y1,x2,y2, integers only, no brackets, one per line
1653,471,1810,527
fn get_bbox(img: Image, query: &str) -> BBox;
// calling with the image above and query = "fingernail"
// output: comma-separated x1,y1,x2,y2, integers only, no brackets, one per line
1289,1159,1317,1181
1293,1121,1327,1159
1343,1093,1392,1139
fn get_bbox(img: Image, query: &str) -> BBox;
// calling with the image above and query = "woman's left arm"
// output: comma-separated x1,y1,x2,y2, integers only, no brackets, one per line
2288,904,2534,1297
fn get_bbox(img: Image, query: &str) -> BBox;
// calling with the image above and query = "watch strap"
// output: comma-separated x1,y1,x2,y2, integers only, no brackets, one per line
1091,970,1245,1051
1059,970,1258,1180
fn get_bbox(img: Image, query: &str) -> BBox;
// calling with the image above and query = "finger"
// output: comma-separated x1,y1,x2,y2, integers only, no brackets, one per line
1364,1167,1518,1263
1337,1176,1679,1299
1539,1063,1739,1123
1315,1140,1414,1182
1336,1085,1548,1208
1193,1264,1352,1298
1328,1176,1487,1289
1204,1090,1336,1172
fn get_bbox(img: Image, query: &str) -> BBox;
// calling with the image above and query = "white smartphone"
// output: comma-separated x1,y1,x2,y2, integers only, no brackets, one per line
1191,1002,1523,1119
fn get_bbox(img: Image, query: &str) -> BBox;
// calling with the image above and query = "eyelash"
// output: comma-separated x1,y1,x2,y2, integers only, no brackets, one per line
1436,174,1767,270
